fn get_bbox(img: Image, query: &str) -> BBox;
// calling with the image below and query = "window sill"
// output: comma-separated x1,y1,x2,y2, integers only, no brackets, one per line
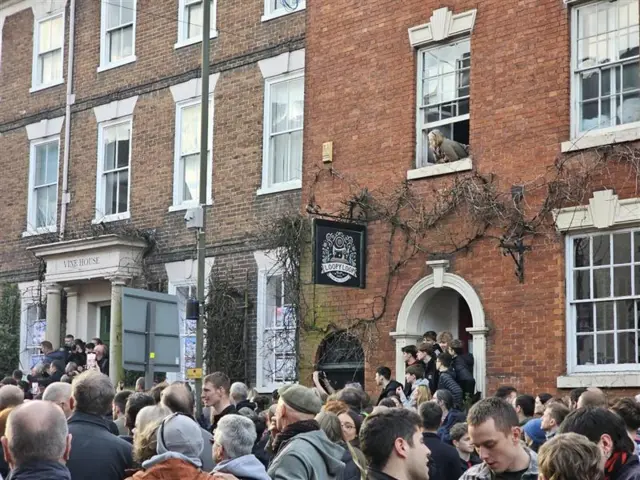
22,227,57,238
561,123,640,153
29,80,64,94
407,158,473,180
168,202,212,213
256,180,302,196
261,2,306,22
557,372,640,389
92,212,131,224
97,56,137,73
174,31,219,50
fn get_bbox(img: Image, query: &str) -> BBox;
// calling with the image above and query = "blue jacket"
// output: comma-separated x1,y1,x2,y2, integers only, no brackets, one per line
44,349,67,364
437,409,466,444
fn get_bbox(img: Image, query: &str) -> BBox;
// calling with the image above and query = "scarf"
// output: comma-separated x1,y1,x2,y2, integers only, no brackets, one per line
272,419,319,455
605,451,630,480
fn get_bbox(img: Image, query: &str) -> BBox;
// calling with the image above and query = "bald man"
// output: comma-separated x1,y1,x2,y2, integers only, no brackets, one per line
1,400,72,479
0,385,24,411
43,382,73,418
161,382,215,471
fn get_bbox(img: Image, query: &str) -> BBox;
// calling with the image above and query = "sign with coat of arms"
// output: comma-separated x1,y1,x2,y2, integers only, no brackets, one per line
313,219,366,288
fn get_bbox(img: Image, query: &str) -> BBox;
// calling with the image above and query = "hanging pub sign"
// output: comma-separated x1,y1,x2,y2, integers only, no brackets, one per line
313,218,366,288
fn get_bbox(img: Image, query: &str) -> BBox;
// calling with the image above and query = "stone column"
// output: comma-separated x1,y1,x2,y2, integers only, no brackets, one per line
108,277,127,385
64,286,79,337
45,284,62,348
390,332,422,380
467,326,489,397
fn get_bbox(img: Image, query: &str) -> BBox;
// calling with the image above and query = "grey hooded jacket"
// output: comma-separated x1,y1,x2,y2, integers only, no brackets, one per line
459,447,538,480
267,430,346,480
213,454,270,480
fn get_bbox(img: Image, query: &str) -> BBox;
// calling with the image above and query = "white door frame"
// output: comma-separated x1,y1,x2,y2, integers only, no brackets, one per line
391,260,489,396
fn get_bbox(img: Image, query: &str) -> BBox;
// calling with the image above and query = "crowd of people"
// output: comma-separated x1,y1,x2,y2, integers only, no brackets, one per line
0,331,638,479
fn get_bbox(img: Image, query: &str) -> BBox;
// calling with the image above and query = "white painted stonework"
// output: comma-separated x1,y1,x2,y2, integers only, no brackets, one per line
27,235,147,283
258,49,305,79
93,96,139,124
554,189,640,232
169,74,220,103
393,261,488,396
25,116,64,140
408,7,477,48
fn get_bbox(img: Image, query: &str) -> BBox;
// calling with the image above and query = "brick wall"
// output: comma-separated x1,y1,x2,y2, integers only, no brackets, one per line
302,0,640,398
0,0,305,387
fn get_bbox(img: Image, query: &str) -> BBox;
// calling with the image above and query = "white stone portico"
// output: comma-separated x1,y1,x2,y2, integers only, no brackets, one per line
392,260,489,396
27,235,147,383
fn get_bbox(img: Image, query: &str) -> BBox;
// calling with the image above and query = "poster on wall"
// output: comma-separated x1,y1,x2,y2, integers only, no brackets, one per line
313,219,366,289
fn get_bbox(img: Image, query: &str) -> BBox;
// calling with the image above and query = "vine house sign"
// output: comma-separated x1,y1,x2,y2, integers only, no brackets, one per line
313,219,366,288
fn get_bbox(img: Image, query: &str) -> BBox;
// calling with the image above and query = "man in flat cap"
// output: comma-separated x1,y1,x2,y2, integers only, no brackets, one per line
267,384,345,480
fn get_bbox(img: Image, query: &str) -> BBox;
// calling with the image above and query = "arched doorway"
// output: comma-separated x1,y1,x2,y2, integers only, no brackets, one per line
316,332,365,390
392,260,488,396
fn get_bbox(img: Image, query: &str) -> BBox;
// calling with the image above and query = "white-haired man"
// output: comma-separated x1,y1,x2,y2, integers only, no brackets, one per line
230,382,256,411
212,414,270,480
43,382,73,418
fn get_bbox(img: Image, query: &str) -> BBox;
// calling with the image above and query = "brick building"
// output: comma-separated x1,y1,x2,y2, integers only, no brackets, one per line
0,0,305,389
301,0,640,397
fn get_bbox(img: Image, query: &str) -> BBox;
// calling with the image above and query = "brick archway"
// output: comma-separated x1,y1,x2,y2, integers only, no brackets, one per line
391,260,488,396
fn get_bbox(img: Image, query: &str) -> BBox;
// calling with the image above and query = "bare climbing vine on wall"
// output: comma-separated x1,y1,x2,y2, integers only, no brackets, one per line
256,143,640,362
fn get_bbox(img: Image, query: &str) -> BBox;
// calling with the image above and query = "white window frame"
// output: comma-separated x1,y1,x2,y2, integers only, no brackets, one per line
565,0,640,151
566,227,640,374
26,136,60,235
415,39,471,169
30,11,65,92
262,0,306,22
258,70,304,195
98,0,137,72
175,0,218,49
95,118,132,223
170,98,214,210
255,250,298,392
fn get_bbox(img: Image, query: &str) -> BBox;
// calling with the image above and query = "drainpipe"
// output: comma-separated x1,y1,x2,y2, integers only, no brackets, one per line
59,0,76,240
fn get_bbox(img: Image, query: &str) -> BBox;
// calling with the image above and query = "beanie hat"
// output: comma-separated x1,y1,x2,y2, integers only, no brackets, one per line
278,384,322,415
156,413,204,467
522,418,546,445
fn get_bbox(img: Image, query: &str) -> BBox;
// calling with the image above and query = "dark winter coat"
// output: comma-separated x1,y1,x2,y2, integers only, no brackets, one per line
339,447,362,480
44,349,67,365
376,380,403,405
613,455,640,480
437,409,466,445
7,460,71,480
67,411,133,480
451,356,475,397
423,432,464,480
437,370,463,408
423,358,439,395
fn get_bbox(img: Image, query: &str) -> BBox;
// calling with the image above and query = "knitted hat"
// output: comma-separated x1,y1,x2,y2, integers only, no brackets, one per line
156,413,204,467
278,384,322,415
522,418,546,445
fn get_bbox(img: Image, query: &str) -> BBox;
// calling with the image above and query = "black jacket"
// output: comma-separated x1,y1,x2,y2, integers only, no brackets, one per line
460,453,482,472
340,447,361,480
423,432,464,480
7,460,71,480
376,380,403,405
236,400,257,411
366,469,398,480
451,356,475,397
67,411,132,480
613,455,640,480
437,370,463,408
98,357,109,376
27,369,63,388
423,358,439,395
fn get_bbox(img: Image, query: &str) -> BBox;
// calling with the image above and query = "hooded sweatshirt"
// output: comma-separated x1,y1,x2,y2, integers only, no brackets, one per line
402,378,430,409
213,454,270,480
267,429,346,480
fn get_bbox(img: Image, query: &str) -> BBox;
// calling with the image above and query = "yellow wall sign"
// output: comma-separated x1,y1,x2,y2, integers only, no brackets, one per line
186,368,203,379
